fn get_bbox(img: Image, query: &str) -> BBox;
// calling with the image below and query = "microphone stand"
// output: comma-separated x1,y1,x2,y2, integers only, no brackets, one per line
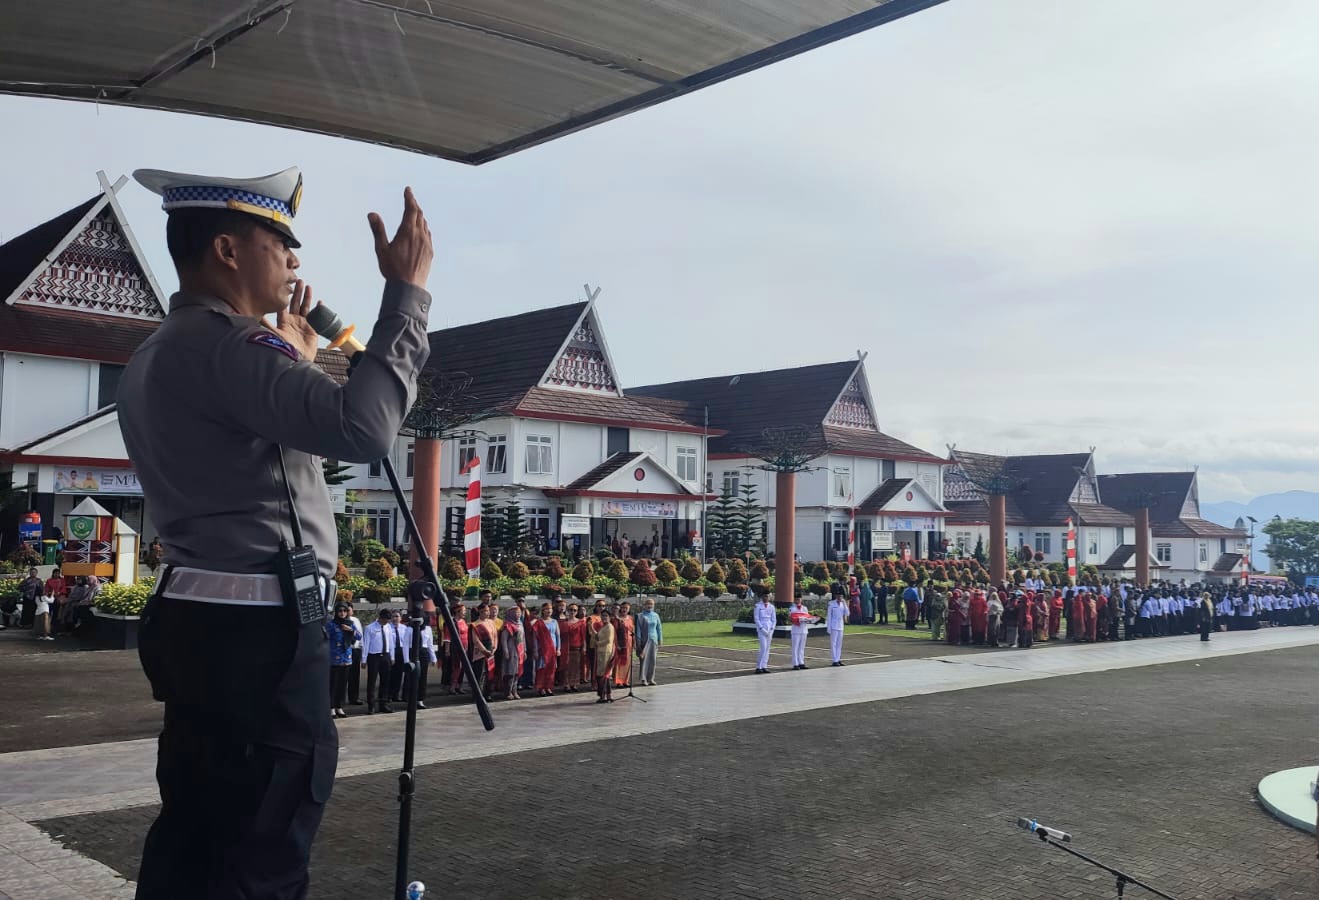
1028,830,1180,900
380,455,494,900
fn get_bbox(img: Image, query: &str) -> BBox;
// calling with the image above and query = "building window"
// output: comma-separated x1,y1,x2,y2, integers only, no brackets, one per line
830,521,849,555
1116,527,1125,545
458,436,478,472
1199,541,1207,563
526,435,553,474
954,531,972,554
346,506,392,547
722,470,740,497
1156,543,1172,564
526,507,551,542
405,442,415,478
1087,531,1099,557
675,447,697,482
833,468,851,500
367,460,382,478
881,459,895,482
486,435,507,474
97,363,125,409
1034,532,1051,554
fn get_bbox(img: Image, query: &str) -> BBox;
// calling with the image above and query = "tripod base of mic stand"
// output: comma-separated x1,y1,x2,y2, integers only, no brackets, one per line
613,653,647,703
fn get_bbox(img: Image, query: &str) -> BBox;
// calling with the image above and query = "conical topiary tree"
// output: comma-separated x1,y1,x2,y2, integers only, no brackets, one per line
571,559,595,582
750,559,770,581
629,558,657,590
655,559,680,584
544,555,566,579
705,560,726,583
725,558,748,585
481,559,503,580
680,556,703,581
605,558,629,581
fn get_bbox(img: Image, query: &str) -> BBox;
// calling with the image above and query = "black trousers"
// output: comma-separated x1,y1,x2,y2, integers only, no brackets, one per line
329,665,349,708
366,653,392,708
136,596,336,900
416,659,429,702
347,647,362,703
388,649,406,700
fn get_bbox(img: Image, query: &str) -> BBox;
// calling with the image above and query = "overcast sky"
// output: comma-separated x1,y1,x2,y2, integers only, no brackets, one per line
3,0,1317,503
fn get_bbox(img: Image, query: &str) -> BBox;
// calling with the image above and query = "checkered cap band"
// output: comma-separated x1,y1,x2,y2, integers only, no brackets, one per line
161,185,293,218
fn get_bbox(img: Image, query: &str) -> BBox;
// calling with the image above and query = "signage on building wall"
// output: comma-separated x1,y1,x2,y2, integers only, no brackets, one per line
327,487,347,514
54,468,141,495
883,516,936,532
600,499,677,519
561,514,591,535
874,531,895,551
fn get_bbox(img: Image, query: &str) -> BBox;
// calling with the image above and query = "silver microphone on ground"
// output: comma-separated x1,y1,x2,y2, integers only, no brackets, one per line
305,304,366,358
1017,817,1072,843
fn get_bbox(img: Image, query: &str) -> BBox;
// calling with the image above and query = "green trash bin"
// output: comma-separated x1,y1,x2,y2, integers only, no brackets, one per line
42,540,58,565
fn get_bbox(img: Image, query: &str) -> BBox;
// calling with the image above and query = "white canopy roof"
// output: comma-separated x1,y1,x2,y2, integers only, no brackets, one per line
68,497,114,518
0,0,946,164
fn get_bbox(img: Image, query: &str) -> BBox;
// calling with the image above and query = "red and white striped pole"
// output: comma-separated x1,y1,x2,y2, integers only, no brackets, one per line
847,492,856,575
1065,517,1077,585
462,456,481,587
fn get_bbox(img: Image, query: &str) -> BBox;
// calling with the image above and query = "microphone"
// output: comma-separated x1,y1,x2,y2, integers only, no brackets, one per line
1017,817,1072,843
306,304,366,358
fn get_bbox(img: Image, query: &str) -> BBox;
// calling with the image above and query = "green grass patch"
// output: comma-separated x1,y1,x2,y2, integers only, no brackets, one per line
659,619,941,650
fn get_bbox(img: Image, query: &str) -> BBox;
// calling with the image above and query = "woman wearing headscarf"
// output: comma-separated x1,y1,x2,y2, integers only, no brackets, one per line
945,589,963,646
1199,592,1214,642
325,602,361,720
859,579,875,625
530,603,560,697
497,606,526,700
847,576,862,625
594,612,617,703
968,587,988,644
1032,591,1049,642
1017,590,1034,648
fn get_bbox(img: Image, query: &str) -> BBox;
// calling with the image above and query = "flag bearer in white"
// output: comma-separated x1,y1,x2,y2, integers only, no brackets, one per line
788,600,815,670
826,594,847,666
753,595,777,673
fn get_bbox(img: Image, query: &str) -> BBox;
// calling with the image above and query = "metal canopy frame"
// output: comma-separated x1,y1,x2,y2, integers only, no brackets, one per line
0,0,950,165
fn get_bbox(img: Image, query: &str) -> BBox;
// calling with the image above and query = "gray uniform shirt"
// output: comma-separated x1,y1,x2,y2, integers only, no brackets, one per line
118,281,431,582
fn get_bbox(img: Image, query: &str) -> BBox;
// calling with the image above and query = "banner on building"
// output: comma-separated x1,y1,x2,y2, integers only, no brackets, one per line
561,514,591,535
600,499,677,519
881,516,936,532
54,468,141,495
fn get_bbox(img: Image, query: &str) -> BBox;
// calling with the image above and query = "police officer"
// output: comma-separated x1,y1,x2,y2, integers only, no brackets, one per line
119,166,433,899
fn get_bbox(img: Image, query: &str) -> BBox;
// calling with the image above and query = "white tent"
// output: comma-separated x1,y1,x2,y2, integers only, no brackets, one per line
0,0,948,163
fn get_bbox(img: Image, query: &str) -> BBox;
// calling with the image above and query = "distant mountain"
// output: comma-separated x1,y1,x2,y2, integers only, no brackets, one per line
1201,491,1319,570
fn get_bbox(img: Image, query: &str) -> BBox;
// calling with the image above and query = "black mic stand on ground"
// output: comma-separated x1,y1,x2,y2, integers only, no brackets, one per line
381,457,494,900
615,644,647,703
1026,828,1180,899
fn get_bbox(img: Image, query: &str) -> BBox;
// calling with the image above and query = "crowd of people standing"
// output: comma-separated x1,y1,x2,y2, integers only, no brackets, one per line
327,592,663,715
894,579,1319,648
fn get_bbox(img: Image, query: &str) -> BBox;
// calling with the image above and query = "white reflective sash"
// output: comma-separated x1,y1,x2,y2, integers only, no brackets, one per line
163,567,284,607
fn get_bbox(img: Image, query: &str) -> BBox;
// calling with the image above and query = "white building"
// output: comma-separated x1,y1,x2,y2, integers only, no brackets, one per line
0,174,166,545
1096,472,1248,584
337,299,712,555
943,450,1144,575
629,359,949,561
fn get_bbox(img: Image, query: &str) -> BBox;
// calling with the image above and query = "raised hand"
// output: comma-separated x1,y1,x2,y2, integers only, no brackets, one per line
368,187,434,288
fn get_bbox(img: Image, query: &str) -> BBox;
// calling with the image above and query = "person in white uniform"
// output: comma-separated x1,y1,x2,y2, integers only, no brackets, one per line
753,595,777,673
826,594,847,666
788,599,815,670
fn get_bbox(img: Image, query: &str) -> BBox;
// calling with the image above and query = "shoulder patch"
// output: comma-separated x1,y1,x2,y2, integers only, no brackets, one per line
247,331,300,360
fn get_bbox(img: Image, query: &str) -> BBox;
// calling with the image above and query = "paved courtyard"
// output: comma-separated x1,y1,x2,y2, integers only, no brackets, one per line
3,628,1318,898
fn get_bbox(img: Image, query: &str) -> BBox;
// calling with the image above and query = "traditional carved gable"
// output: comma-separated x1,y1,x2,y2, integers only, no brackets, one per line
825,375,875,430
543,310,617,393
15,207,164,321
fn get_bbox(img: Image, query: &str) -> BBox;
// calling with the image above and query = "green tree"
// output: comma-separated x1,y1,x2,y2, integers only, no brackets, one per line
480,499,503,557
500,501,528,556
1262,517,1319,583
322,459,354,485
706,490,738,558
972,535,986,565
734,480,766,557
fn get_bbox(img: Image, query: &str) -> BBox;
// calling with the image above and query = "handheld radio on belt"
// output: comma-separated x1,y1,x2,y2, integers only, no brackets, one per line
275,446,326,625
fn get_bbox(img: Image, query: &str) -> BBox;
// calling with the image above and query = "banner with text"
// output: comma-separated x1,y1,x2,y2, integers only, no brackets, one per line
600,499,677,519
54,468,141,495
